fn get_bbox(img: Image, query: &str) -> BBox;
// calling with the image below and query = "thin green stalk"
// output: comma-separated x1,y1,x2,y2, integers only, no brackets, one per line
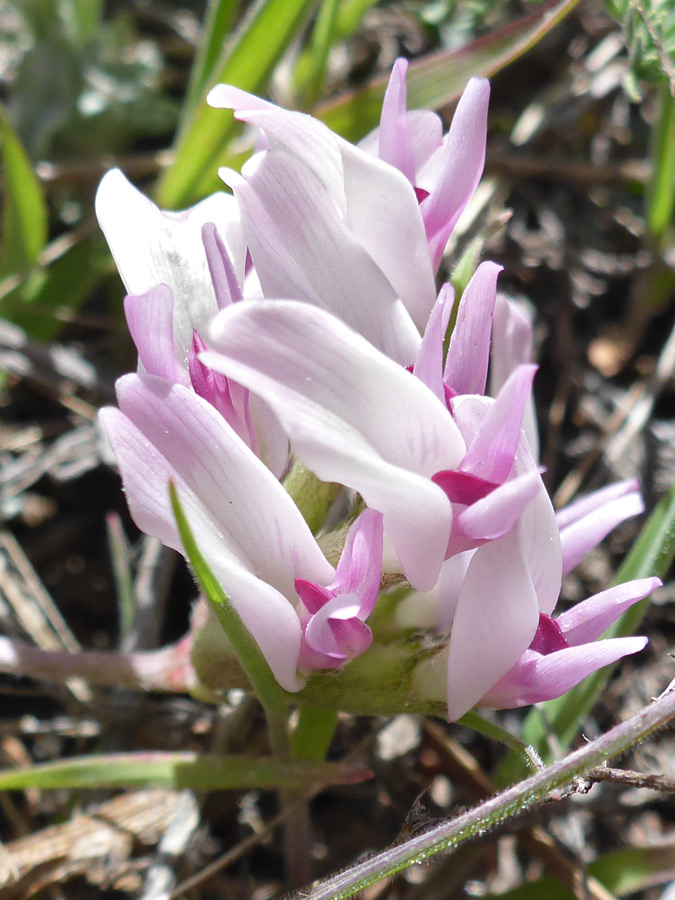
647,82,675,243
299,682,675,900
295,0,340,106
169,482,287,719
292,708,339,761
181,0,240,126
105,512,135,644
170,483,312,886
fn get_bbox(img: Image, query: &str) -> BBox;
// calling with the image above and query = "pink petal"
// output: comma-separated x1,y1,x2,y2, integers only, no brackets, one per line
444,261,502,396
446,530,540,720
295,580,333,615
329,615,372,658
338,139,438,331
490,295,538,457
459,364,538,483
452,396,561,612
360,109,443,172
331,509,384,617
456,469,543,541
301,594,373,667
559,491,645,577
210,78,437,332
480,637,648,709
188,331,260,457
557,577,661,645
432,469,499,505
435,550,474,631
204,301,463,590
556,479,640,530
201,222,244,308
419,78,490,270
413,283,455,401
406,110,445,172
514,455,562,615
123,286,190,387
378,58,415,183
207,85,345,203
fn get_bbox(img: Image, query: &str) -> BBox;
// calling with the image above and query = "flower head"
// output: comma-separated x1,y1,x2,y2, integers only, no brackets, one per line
97,60,658,722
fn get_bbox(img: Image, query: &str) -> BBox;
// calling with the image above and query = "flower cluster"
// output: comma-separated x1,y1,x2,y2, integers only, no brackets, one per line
97,59,658,721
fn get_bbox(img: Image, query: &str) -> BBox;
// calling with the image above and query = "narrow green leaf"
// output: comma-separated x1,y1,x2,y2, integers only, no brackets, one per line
181,0,240,123
314,0,582,142
335,0,379,37
156,0,317,208
106,513,136,643
0,232,112,341
169,482,287,715
0,108,48,279
294,0,341,105
499,483,675,786
647,83,675,240
458,711,541,768
0,752,369,791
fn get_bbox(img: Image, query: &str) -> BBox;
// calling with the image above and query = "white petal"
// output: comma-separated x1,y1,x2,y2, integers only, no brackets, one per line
204,301,465,589
95,169,245,361
338,138,437,330
99,399,308,691
225,149,421,364
114,374,333,595
446,530,539,720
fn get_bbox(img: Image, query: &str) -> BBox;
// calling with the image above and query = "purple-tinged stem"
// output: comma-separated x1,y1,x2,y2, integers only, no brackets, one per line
300,680,675,900
0,635,195,694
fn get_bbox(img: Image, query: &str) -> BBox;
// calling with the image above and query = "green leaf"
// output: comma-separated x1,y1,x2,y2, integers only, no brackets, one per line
294,0,341,105
314,0,582,142
181,0,240,123
647,83,675,239
169,482,287,715
0,752,369,791
335,0,379,36
156,0,318,208
458,711,542,767
0,108,48,280
498,482,675,786
58,0,104,45
605,0,675,90
0,232,113,342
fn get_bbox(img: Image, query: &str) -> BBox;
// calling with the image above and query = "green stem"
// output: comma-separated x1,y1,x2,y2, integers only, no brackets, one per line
292,707,339,761
647,82,675,243
299,683,675,900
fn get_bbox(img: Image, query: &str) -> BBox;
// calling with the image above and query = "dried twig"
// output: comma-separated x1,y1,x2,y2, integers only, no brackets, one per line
0,789,183,899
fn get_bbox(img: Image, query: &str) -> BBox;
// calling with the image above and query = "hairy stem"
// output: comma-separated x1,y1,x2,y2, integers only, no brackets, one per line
300,683,675,900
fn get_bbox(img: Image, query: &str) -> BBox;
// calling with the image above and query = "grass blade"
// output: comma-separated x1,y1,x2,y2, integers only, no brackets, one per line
0,752,370,791
294,0,341,105
315,0,582,141
0,108,48,280
169,482,287,715
181,0,240,123
156,0,317,208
